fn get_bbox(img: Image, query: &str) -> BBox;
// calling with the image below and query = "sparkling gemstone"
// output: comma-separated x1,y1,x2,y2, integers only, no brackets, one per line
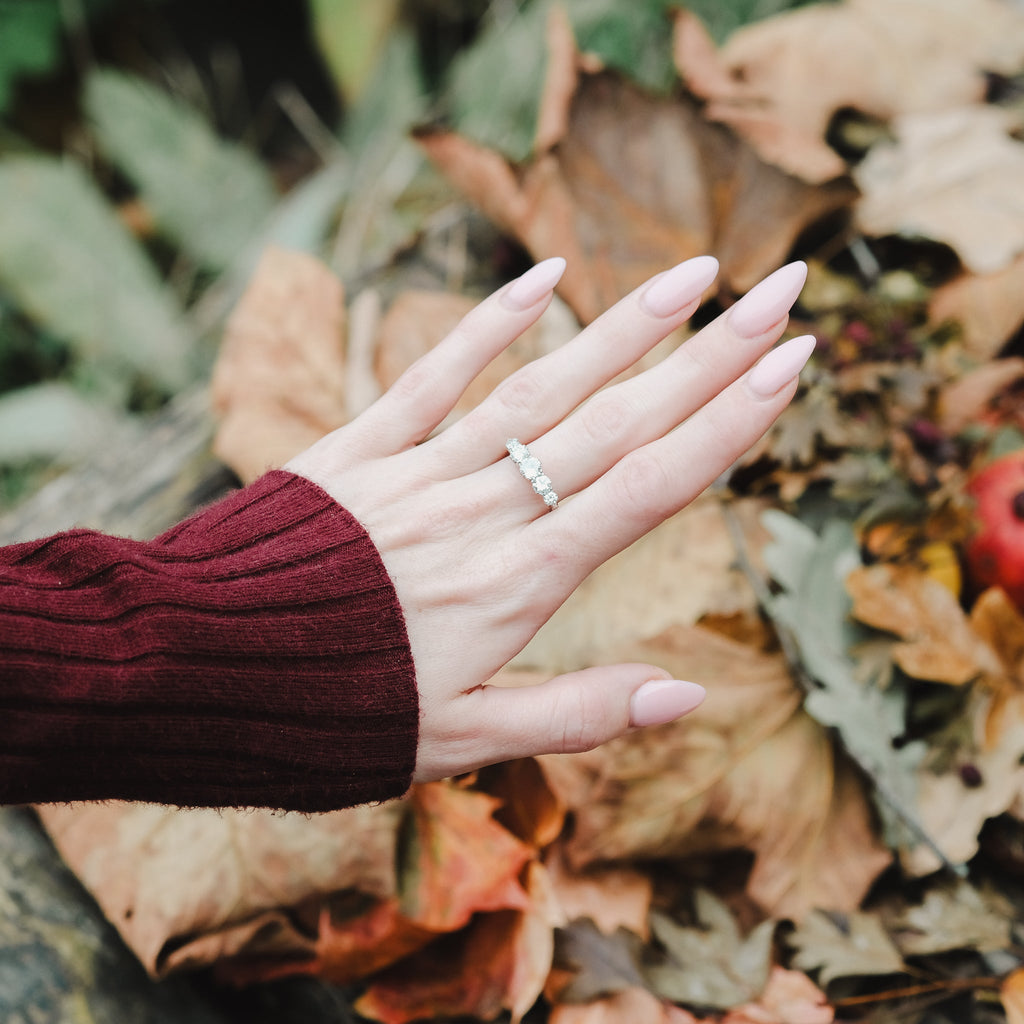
506,440,528,462
520,456,542,480
543,490,559,507
532,475,552,494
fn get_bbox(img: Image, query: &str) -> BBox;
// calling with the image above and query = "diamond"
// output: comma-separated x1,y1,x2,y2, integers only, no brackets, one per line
520,456,542,480
543,490,559,508
506,439,528,463
532,475,552,494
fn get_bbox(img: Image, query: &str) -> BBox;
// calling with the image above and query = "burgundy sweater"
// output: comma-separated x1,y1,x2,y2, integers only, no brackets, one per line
0,471,418,811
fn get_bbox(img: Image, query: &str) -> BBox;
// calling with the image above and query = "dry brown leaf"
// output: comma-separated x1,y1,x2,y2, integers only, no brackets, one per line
549,987,703,1024
931,254,1024,359
211,247,348,482
720,966,833,1024
36,800,402,977
846,563,998,684
513,495,768,674
675,0,1024,184
538,626,891,920
938,358,1024,434
417,28,853,320
544,846,652,939
855,108,1024,274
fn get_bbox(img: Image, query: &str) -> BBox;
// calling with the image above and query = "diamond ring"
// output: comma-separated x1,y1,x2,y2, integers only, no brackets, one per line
506,439,559,510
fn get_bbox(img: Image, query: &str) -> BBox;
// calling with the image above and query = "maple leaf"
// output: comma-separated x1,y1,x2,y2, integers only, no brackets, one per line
787,910,904,987
645,891,775,1010
553,918,649,1004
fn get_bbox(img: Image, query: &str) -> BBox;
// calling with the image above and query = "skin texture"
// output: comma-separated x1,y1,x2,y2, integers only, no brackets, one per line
286,256,811,782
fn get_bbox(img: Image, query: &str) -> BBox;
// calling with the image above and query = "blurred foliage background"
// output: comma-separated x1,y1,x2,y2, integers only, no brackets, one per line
0,0,817,509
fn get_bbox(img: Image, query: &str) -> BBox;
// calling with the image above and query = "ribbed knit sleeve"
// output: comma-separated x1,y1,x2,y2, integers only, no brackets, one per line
0,471,418,811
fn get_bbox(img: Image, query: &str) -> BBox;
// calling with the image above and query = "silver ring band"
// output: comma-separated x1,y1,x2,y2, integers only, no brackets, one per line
506,439,559,510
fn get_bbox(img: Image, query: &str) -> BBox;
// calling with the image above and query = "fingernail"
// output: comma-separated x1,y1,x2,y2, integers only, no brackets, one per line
747,334,816,399
727,261,807,337
639,255,719,318
501,257,567,311
629,680,706,728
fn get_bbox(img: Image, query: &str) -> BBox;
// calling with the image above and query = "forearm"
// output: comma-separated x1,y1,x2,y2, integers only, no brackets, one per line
0,471,418,810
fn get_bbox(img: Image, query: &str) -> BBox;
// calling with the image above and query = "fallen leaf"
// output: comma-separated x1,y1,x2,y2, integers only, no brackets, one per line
1002,967,1024,1024
855,108,1024,275
544,847,652,939
549,986,703,1024
930,255,1024,359
674,0,1024,184
37,799,402,977
646,892,775,1010
886,880,1014,956
552,918,648,1004
938,358,1024,434
538,625,891,920
418,23,853,321
721,966,834,1024
846,563,997,685
398,781,533,933
211,247,347,482
787,910,904,987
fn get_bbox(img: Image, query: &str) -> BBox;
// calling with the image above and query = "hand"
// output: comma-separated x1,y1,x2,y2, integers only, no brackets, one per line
285,255,811,781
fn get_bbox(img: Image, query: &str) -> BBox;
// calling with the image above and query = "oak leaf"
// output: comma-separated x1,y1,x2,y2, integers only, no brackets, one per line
787,910,904,987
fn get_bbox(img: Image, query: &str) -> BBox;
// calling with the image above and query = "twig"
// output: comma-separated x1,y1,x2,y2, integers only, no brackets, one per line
718,491,967,879
832,976,1000,1007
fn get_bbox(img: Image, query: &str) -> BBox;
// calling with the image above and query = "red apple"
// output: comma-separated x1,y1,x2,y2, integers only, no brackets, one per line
966,451,1024,612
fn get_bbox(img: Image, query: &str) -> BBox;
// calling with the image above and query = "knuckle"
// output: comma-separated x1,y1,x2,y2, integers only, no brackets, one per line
577,392,638,449
554,686,603,754
493,367,547,419
613,450,676,520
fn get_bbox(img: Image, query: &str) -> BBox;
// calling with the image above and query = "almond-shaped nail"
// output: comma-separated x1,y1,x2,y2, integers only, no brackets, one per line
501,257,567,311
747,334,816,399
727,261,807,338
629,679,706,728
639,255,719,318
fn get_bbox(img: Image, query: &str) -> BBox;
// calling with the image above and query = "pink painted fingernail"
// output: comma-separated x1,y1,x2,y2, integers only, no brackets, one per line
629,679,706,728
640,255,720,317
727,261,808,337
747,334,816,399
501,257,567,311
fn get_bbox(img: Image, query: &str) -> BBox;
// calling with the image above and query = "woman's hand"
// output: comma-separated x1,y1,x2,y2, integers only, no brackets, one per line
285,255,811,781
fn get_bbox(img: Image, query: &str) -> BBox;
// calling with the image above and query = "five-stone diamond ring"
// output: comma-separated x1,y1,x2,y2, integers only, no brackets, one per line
506,439,559,510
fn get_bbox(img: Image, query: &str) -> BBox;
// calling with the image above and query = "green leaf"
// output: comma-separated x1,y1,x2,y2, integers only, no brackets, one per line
645,892,774,1009
308,0,402,102
0,382,128,464
761,512,927,848
84,69,278,271
0,156,194,391
788,910,905,987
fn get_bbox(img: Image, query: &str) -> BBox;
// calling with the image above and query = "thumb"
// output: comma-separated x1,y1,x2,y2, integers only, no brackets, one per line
470,664,705,762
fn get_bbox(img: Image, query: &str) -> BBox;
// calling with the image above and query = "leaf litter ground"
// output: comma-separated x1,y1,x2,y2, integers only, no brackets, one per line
26,1,1024,1022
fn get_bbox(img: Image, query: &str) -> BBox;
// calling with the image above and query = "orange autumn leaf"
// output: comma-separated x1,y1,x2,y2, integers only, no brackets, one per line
548,987,704,1024
399,781,533,933
1003,967,1024,1024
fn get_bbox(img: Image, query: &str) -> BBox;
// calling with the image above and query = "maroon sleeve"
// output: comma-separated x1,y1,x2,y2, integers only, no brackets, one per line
0,471,419,811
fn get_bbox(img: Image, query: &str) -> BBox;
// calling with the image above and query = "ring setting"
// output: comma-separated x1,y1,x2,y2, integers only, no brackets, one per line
506,439,559,509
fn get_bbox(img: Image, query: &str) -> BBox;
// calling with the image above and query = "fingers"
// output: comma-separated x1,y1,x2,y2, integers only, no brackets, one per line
431,255,722,473
412,665,706,780
349,258,567,456
528,262,808,500
542,334,816,570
